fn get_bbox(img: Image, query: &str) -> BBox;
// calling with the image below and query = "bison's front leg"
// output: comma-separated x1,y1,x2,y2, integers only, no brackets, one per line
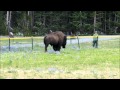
53,45,57,51
57,45,61,51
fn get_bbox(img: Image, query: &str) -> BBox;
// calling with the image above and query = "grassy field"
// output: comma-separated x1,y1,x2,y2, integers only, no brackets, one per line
0,36,120,79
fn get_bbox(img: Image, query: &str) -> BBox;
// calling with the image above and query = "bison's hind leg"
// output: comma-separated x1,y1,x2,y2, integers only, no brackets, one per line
45,44,49,52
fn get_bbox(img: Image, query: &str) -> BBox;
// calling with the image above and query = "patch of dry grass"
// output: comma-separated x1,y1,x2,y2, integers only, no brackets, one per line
0,67,119,79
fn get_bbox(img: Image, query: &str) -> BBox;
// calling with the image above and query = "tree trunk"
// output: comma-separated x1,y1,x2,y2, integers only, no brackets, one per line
31,11,34,34
94,11,96,33
104,11,106,34
6,11,12,32
43,15,46,27
108,12,110,31
80,11,82,33
6,11,9,26
114,12,117,34
9,11,12,27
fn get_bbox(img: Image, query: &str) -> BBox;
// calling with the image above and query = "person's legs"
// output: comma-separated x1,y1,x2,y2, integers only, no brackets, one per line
93,41,95,47
96,40,98,48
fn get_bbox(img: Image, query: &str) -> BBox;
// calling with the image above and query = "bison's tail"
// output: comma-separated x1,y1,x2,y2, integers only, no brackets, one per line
44,36,47,44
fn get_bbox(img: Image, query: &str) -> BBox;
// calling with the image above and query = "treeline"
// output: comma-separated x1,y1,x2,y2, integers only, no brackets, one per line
0,11,120,36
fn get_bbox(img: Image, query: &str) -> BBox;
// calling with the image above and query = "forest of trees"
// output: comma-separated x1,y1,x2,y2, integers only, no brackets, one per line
0,11,120,36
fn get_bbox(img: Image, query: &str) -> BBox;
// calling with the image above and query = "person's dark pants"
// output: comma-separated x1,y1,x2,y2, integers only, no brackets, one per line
93,40,98,48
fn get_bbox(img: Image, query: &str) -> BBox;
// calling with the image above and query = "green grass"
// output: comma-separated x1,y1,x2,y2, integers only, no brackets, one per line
0,37,120,79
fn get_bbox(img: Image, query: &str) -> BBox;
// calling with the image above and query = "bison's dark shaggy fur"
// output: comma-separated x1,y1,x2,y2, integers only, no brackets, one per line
44,31,67,52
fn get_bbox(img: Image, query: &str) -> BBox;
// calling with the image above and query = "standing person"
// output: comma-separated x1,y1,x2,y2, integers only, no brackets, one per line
93,31,98,48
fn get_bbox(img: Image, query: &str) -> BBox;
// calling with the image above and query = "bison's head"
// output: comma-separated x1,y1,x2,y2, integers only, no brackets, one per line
62,35,67,48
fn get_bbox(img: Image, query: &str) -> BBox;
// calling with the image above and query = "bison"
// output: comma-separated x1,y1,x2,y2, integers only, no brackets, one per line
44,31,67,52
